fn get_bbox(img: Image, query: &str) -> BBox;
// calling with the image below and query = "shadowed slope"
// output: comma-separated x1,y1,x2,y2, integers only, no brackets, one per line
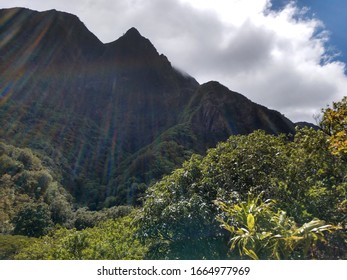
1,7,295,208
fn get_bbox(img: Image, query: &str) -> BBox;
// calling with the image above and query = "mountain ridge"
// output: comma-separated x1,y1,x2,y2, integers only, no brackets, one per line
0,7,295,208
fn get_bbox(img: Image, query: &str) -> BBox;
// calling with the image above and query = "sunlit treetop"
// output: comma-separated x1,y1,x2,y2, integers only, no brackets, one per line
320,96,347,156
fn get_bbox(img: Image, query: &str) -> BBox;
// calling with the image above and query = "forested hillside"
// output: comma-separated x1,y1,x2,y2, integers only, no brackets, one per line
2,98,346,259
0,7,346,259
0,8,294,209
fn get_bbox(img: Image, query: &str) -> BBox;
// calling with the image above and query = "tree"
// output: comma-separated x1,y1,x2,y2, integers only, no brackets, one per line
0,235,34,260
140,154,229,259
0,141,74,234
15,213,148,260
140,129,346,259
140,131,289,259
320,96,347,156
11,202,53,237
44,182,74,227
274,127,346,224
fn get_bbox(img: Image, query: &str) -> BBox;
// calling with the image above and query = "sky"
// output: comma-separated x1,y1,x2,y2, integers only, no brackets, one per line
1,0,346,122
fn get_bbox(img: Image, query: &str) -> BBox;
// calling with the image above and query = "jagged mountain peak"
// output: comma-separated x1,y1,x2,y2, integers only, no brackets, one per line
124,27,142,37
105,26,159,62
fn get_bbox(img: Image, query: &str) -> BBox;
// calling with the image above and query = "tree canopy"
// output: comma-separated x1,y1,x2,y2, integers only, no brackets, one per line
1,98,346,260
140,128,346,259
320,96,347,156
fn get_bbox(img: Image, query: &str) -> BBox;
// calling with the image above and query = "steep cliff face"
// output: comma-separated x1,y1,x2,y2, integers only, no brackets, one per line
180,81,295,151
0,7,295,208
97,27,199,155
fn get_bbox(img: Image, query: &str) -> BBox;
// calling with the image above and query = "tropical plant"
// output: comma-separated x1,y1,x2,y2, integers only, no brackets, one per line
215,194,341,259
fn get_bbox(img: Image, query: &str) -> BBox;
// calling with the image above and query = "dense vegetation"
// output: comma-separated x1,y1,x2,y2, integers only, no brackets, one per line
0,94,346,259
1,8,345,260
15,213,147,260
140,127,346,259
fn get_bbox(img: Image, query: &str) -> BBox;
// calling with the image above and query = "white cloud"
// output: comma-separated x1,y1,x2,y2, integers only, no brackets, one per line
1,0,346,122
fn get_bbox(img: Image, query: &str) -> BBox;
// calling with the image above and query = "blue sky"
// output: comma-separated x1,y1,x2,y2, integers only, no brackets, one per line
271,0,347,69
1,0,346,122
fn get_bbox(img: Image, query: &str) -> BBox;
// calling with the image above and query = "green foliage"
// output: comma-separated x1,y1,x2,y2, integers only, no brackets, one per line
0,154,23,176
200,131,288,199
140,131,288,259
13,170,53,198
0,141,73,235
73,207,100,230
15,213,148,260
17,149,42,170
1,106,346,260
140,154,229,259
215,194,341,260
274,128,346,223
320,96,347,156
0,235,34,260
140,129,346,259
11,202,53,237
111,123,196,207
73,205,133,230
0,101,105,208
44,182,74,227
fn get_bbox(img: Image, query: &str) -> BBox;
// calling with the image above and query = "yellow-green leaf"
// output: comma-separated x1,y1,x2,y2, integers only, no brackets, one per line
247,213,255,231
244,247,259,260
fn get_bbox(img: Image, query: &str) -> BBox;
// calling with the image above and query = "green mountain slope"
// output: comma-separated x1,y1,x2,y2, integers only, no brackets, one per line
1,7,295,208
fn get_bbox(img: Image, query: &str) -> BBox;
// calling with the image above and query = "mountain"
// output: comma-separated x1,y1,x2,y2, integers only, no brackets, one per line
0,7,295,208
